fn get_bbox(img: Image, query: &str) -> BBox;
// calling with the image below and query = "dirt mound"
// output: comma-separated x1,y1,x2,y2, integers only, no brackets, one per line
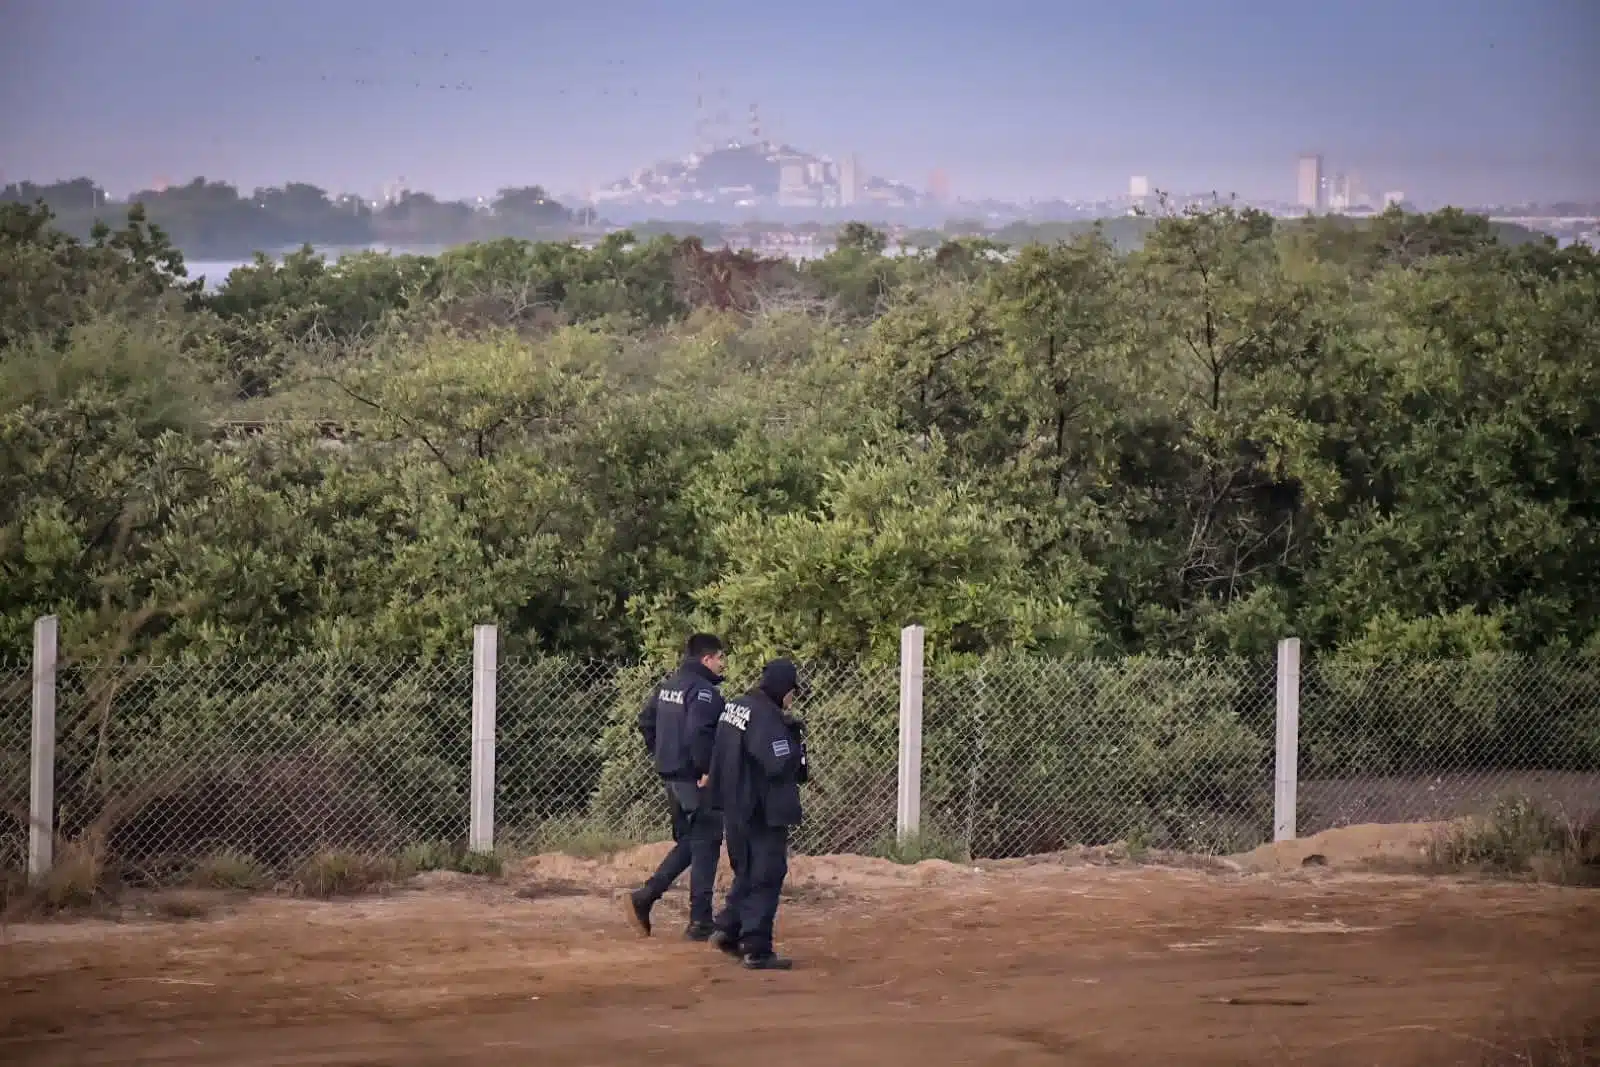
510,843,673,891
506,840,1261,901
410,870,483,891
510,826,1472,901
1233,822,1449,873
985,843,1242,873
508,845,982,898
789,854,980,893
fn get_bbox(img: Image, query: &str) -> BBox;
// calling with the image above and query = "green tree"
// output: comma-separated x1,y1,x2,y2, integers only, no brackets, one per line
835,222,888,255
697,440,1100,663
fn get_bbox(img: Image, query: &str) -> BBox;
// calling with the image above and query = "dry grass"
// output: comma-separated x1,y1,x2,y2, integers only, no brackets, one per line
1,827,121,920
189,848,271,891
287,844,501,898
453,848,506,878
3,836,109,917
291,849,405,898
2,839,511,918
399,840,458,872
148,890,218,920
1429,796,1600,886
1475,996,1600,1066
528,817,649,859
400,840,506,878
870,826,971,865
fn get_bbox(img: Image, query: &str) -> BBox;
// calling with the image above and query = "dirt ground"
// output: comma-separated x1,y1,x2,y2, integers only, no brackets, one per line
2,827,1597,1067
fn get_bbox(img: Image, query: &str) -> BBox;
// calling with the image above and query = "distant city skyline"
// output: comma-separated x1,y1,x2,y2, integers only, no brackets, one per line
2,0,1596,207
11,150,1597,218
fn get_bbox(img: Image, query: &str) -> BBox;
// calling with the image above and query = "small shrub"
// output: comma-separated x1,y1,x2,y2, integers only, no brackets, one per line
293,849,401,898
870,827,971,865
190,849,269,891
27,839,109,913
531,818,646,859
454,849,505,878
1432,795,1600,884
151,891,215,920
401,840,458,873
401,841,506,878
1,848,106,919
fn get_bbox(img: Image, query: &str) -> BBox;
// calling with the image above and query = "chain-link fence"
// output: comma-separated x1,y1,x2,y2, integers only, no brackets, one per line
4,642,1597,882
1,658,31,874
494,659,900,858
47,658,472,880
1299,654,1600,833
493,658,631,855
923,656,1277,858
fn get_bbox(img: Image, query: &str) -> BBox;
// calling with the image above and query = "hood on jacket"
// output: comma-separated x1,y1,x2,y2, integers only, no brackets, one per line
758,658,802,704
682,657,725,686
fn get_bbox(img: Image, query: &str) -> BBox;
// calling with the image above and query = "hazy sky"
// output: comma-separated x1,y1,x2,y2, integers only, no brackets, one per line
2,0,1596,206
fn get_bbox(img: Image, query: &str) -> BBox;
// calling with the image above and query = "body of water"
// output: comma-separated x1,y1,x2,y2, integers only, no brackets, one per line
181,240,859,290
183,244,434,289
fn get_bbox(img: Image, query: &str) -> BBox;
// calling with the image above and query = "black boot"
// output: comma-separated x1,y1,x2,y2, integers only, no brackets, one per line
741,951,793,971
708,928,743,958
622,890,653,937
684,921,715,942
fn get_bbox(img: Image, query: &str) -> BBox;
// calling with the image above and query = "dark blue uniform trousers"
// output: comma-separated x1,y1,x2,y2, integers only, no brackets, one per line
714,820,789,955
641,780,723,926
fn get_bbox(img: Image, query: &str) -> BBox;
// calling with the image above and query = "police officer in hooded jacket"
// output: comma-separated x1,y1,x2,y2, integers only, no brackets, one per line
624,633,728,940
706,658,808,970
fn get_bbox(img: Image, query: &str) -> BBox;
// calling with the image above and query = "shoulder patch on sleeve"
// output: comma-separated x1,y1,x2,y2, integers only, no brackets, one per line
695,689,714,702
772,738,791,758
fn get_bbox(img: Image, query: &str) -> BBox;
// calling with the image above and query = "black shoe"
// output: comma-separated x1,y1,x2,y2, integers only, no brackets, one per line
709,929,743,958
684,921,714,942
741,951,793,971
622,891,653,937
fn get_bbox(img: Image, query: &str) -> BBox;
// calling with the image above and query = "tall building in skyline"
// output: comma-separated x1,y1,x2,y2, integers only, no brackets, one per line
1330,171,1350,211
1343,172,1365,210
777,161,809,207
1296,154,1324,212
1129,175,1150,199
839,154,861,207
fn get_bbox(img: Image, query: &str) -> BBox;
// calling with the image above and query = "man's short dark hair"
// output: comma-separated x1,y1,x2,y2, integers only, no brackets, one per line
685,633,724,660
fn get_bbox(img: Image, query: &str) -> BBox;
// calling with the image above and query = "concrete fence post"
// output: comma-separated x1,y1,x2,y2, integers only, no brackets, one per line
30,615,59,880
469,624,498,854
897,624,925,842
1273,637,1302,843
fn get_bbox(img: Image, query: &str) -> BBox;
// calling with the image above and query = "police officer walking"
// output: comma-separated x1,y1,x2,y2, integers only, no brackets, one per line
706,658,808,970
624,633,728,941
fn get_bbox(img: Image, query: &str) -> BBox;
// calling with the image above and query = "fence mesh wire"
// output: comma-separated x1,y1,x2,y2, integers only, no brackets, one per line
1,659,31,873
493,658,628,854
49,658,471,879
3,648,1597,881
1298,654,1600,833
924,656,1277,858
493,660,900,858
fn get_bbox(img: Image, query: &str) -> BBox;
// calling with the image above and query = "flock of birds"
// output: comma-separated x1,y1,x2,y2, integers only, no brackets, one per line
249,48,644,98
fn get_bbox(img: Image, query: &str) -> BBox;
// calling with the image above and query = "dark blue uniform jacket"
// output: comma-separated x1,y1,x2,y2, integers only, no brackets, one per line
637,658,725,782
708,661,808,827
